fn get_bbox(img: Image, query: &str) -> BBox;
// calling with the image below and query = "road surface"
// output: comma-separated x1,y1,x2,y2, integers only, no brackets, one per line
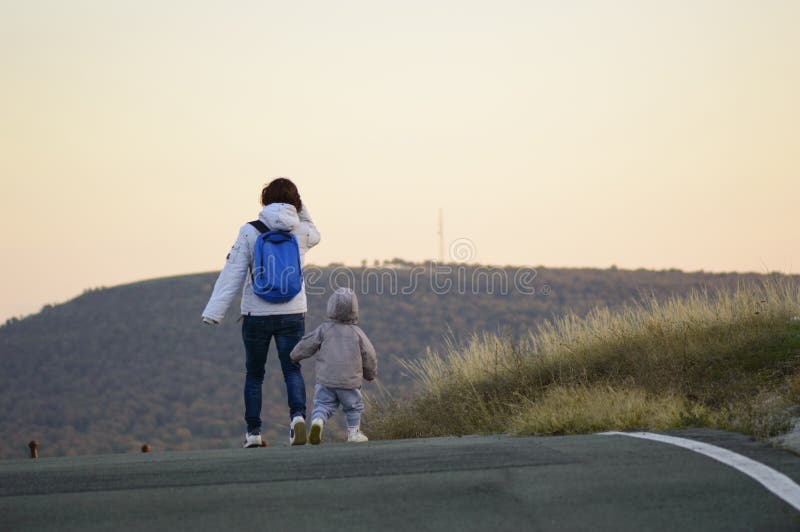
2,429,800,531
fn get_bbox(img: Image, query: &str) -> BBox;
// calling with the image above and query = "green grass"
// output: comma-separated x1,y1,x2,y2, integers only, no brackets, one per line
364,280,800,440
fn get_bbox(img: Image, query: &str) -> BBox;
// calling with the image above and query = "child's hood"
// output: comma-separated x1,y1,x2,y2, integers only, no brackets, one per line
326,288,359,324
259,202,300,231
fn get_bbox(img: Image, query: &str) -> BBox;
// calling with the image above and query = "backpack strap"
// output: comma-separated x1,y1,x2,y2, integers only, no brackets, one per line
247,220,269,282
248,220,269,234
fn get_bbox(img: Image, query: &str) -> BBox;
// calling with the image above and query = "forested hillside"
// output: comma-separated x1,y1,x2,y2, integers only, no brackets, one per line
0,262,779,458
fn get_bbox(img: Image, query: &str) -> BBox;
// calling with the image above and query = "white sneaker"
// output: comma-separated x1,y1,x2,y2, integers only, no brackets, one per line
309,418,324,445
347,426,368,443
290,416,306,446
243,430,263,448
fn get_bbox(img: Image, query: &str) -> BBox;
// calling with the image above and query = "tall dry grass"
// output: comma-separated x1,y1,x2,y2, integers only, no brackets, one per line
364,280,800,439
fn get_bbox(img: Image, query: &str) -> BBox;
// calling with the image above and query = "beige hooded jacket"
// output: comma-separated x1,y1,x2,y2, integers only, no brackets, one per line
290,288,377,389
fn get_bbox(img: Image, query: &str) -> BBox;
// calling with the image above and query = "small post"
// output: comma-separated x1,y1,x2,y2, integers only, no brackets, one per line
438,208,444,262
28,440,38,459
141,444,151,453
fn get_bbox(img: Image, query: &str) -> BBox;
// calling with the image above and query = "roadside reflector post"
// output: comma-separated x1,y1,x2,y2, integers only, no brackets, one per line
28,440,38,459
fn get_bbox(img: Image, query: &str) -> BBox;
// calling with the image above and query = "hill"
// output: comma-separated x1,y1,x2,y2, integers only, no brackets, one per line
0,262,784,458
365,280,800,442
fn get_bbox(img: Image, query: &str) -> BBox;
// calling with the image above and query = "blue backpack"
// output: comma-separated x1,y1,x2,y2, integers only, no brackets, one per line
248,220,303,303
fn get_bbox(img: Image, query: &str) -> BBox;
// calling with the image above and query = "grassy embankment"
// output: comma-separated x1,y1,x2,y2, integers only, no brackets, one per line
364,281,800,439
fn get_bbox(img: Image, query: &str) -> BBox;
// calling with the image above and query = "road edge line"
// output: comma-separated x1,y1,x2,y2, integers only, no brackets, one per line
600,431,800,512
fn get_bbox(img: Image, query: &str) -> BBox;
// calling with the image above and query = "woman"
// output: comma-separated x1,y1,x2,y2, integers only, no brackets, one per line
202,178,321,447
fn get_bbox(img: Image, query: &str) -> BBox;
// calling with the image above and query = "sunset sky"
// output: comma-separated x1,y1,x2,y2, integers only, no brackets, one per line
1,0,798,322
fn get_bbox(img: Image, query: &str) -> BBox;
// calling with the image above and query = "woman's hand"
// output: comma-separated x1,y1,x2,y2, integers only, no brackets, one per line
298,204,313,222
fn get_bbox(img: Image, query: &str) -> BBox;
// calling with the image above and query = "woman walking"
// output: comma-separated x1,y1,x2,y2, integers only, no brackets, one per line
202,178,321,447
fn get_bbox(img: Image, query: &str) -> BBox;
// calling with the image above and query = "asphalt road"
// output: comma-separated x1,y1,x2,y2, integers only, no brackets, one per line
2,429,800,531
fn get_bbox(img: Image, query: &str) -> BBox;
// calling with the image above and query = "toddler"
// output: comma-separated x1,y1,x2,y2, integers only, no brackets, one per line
290,287,377,443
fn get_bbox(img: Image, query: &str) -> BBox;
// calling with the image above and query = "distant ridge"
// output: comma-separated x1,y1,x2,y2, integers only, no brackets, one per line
0,262,784,459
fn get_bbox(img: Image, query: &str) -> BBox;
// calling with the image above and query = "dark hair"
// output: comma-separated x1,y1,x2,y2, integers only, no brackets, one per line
261,178,302,211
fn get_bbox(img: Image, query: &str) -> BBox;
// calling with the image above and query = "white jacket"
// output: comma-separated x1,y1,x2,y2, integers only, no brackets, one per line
202,203,321,321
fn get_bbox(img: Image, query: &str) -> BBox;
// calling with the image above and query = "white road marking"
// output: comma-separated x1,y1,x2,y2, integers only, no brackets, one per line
601,431,800,512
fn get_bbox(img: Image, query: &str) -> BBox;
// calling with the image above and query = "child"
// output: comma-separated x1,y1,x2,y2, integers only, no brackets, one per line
290,287,377,444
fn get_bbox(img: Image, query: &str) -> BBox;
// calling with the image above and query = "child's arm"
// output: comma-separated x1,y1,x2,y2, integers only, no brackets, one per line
354,327,377,381
290,325,324,362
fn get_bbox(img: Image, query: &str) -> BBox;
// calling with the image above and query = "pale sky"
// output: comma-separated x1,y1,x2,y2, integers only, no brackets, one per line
1,0,798,322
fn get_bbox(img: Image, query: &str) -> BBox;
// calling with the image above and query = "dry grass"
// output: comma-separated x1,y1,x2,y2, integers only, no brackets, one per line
511,386,712,435
364,280,800,439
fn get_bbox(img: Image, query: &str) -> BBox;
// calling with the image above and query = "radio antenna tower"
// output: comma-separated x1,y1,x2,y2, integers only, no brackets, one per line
438,208,444,262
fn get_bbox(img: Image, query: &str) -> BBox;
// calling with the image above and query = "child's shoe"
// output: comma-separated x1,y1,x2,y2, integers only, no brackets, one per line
309,418,324,445
347,426,368,443
290,416,306,446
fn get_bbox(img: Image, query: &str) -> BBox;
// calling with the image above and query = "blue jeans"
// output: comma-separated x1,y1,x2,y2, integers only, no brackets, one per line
241,313,306,432
311,384,364,428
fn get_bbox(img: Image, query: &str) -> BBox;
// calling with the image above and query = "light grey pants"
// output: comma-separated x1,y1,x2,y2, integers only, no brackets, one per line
311,384,364,428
